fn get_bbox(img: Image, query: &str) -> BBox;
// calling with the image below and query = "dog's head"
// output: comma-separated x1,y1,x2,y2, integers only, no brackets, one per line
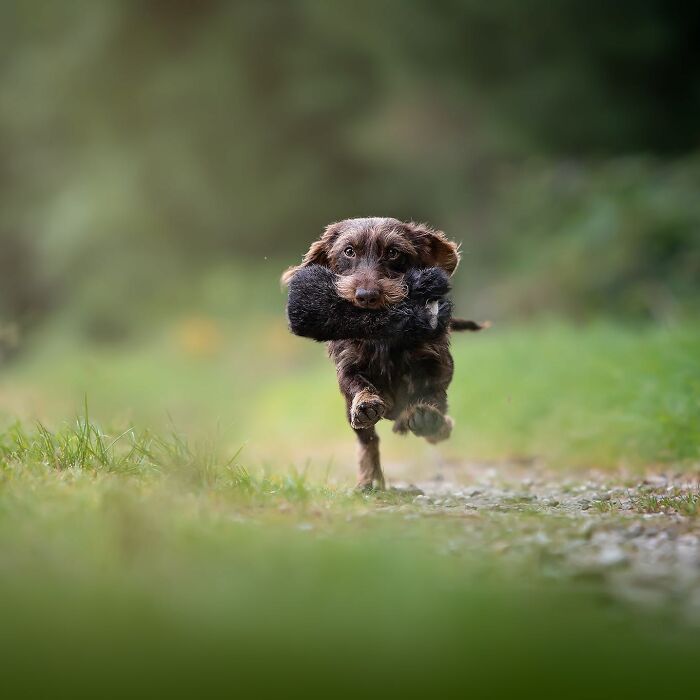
282,218,460,309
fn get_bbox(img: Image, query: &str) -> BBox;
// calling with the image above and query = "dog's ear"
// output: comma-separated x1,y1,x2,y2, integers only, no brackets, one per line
281,222,343,285
402,221,460,275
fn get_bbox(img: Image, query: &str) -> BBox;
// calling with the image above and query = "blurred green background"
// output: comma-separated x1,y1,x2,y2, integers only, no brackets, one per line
2,4,700,694
1,0,699,472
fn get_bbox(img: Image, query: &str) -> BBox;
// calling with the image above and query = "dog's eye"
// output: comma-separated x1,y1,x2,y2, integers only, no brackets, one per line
386,248,400,261
343,246,356,258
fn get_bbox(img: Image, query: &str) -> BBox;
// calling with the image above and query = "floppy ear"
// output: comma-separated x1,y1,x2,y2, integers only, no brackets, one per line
402,222,460,275
281,222,342,285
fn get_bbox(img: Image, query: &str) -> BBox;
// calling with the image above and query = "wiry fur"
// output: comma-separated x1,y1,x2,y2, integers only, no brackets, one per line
283,217,485,490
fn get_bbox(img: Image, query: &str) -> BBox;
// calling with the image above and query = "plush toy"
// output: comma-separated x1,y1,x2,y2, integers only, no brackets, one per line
286,265,455,343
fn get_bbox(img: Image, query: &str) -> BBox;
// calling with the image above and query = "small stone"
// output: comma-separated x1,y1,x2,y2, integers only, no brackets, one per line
413,495,431,506
391,484,424,496
625,523,644,538
596,545,629,568
643,476,667,487
677,534,699,547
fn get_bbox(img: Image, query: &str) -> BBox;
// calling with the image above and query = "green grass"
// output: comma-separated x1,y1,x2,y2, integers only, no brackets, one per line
1,303,699,696
632,491,700,516
1,417,699,698
592,490,700,516
448,321,700,467
3,313,698,475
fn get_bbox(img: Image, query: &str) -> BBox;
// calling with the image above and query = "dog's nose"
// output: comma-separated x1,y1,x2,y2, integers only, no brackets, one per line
355,288,380,305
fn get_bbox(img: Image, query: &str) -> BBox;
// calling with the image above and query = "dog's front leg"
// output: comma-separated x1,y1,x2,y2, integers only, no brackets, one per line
336,363,387,429
348,387,386,430
352,424,384,491
339,373,386,490
345,389,385,490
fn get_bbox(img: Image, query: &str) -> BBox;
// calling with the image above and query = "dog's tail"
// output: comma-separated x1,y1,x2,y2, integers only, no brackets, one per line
450,318,491,332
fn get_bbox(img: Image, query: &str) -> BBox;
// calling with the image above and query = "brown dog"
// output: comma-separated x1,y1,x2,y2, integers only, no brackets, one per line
284,217,482,490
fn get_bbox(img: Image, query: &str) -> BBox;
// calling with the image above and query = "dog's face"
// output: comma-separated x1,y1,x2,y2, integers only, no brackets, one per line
283,218,460,309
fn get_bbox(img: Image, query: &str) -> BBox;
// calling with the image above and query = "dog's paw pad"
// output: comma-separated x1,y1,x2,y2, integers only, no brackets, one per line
351,395,385,429
407,404,446,437
426,415,454,444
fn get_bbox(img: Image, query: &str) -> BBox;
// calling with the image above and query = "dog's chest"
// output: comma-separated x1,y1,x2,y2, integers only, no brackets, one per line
340,340,416,395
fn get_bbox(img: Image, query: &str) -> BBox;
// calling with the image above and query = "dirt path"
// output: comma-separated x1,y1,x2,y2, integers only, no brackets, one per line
385,465,700,615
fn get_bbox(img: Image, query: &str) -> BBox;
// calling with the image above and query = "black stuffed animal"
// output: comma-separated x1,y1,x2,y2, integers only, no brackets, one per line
286,265,454,343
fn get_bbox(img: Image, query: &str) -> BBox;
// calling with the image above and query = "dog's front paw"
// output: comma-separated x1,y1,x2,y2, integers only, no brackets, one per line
351,391,385,429
355,476,386,492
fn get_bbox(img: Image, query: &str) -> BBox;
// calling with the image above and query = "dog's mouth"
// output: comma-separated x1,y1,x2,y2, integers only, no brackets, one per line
335,275,408,309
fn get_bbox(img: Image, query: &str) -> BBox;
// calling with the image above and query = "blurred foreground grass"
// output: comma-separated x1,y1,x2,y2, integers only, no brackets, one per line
1,300,698,696
1,418,699,698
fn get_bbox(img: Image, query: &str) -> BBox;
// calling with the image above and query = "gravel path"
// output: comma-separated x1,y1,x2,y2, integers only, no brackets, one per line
386,466,700,615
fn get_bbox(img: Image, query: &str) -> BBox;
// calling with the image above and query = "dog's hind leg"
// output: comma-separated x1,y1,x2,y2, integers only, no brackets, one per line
393,385,453,444
406,404,454,443
353,425,384,491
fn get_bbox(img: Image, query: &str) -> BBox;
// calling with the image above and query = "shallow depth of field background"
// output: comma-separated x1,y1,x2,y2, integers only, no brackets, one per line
2,1,698,474
1,3,699,696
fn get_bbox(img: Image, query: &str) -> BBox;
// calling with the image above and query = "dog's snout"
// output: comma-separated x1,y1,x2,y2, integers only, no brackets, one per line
355,288,380,305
